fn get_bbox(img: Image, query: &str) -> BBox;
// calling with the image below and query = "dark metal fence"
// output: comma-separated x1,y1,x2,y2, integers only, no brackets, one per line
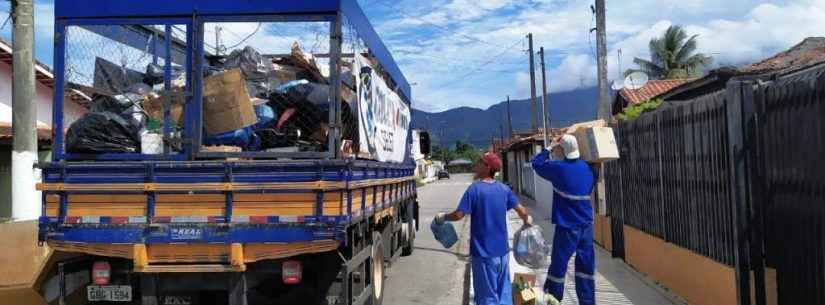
605,91,736,266
751,65,825,305
606,62,825,305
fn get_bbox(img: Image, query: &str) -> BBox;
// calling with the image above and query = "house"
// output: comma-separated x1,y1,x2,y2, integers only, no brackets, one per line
660,37,825,102
611,78,695,115
615,37,825,114
500,128,564,203
446,158,473,173
0,39,90,219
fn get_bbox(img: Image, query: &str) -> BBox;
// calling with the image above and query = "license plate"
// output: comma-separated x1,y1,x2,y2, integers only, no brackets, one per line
171,227,203,240
87,285,132,302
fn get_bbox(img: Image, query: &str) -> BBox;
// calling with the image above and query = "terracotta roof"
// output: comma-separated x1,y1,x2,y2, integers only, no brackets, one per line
618,79,696,105
742,37,825,74
0,122,52,140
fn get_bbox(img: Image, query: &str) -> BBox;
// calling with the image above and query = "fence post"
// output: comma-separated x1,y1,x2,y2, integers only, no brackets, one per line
726,80,754,305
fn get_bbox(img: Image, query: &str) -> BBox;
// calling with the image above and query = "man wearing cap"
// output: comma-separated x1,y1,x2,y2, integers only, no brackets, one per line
434,152,532,305
532,134,597,305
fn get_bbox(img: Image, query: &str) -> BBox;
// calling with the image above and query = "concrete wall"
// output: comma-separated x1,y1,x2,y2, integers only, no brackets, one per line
623,225,737,305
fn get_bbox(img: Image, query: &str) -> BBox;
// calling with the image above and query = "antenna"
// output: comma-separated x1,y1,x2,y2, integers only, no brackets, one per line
624,71,649,90
611,81,624,91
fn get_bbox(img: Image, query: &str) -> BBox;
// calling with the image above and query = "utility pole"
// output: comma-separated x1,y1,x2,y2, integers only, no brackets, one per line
538,47,550,147
527,33,538,132
595,0,610,120
11,0,38,221
594,0,609,218
215,26,222,56
506,95,514,137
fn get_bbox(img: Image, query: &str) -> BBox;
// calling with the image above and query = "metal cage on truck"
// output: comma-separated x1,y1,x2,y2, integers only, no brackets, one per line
35,1,421,305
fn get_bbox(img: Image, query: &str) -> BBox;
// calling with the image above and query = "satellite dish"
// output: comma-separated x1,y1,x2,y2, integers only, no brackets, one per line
611,80,624,91
624,72,649,90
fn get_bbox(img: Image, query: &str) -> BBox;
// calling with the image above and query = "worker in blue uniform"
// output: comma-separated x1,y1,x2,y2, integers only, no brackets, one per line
435,152,532,305
532,134,597,305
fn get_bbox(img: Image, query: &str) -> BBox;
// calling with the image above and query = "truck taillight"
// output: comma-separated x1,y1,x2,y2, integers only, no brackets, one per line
282,260,302,285
92,261,111,285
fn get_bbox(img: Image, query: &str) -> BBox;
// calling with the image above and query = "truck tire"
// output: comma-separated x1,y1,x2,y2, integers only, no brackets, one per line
371,231,385,305
401,205,415,256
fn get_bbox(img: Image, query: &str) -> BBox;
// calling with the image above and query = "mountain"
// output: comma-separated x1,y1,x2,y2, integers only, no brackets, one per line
411,87,598,147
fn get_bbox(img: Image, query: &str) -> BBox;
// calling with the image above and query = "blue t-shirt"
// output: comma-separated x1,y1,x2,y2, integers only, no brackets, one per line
532,149,595,228
457,180,519,258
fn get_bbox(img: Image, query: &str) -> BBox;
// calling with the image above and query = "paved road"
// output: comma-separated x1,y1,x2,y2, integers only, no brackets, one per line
383,174,474,305
383,173,679,305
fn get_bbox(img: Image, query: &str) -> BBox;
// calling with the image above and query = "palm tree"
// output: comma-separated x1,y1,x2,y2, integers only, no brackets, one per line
630,25,713,79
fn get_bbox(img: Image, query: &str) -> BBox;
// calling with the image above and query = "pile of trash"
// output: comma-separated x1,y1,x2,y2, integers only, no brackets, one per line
67,42,357,155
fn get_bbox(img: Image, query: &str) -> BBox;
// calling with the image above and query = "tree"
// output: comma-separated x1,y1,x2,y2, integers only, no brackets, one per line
431,146,456,164
630,25,712,79
454,141,481,163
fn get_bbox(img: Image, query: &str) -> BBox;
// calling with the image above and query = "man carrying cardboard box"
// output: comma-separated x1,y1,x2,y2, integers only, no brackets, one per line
531,135,597,305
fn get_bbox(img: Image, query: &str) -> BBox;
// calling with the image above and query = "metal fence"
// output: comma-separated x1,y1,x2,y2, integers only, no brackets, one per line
521,162,535,199
605,91,736,266
605,62,825,305
750,65,825,305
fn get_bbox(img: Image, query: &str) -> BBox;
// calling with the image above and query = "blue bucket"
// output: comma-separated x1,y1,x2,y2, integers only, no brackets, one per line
431,220,458,249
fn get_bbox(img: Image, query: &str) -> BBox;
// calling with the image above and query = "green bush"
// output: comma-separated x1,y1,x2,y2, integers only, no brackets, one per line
616,98,663,121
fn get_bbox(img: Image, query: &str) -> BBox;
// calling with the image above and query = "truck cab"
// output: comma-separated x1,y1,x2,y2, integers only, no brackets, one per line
35,1,424,304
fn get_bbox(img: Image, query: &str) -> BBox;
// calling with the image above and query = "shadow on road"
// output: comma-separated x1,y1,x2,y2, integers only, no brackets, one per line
413,246,470,260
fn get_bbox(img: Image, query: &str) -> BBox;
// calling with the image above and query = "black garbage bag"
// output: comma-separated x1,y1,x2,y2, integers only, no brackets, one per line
224,46,271,98
268,81,330,141
93,57,145,95
224,46,268,79
66,112,140,153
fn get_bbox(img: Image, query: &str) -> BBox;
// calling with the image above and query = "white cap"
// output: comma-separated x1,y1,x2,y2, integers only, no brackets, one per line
560,134,580,159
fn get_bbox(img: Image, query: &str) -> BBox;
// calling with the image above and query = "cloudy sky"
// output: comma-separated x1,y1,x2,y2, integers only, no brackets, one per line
1,0,824,112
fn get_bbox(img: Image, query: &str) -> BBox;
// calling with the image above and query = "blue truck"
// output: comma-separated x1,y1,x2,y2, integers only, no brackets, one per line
35,1,426,304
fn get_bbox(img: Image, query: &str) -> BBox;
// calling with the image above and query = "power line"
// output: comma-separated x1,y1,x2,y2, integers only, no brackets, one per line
224,23,262,50
435,38,524,88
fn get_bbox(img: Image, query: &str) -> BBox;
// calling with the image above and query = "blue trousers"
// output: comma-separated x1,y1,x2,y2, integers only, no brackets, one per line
472,254,513,305
544,225,595,305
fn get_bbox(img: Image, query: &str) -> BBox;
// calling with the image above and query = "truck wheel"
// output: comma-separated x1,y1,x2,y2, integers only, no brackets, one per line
401,207,415,256
371,231,385,305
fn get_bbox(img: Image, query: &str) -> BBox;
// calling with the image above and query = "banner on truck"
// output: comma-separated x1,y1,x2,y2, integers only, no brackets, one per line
356,54,410,163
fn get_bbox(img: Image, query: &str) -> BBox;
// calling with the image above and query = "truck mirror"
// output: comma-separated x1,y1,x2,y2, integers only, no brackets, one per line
419,132,431,155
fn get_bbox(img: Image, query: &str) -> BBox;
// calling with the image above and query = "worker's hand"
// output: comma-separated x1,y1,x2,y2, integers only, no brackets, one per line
434,212,447,225
522,215,534,228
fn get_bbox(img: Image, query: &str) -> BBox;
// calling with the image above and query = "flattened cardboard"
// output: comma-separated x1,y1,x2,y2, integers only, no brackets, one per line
203,69,257,135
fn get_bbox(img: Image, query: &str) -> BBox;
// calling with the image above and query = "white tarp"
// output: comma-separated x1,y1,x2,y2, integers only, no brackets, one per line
355,54,411,163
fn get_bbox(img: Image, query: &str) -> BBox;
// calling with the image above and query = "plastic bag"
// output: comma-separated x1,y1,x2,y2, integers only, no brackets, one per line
66,112,140,153
513,225,551,269
431,220,458,249
224,46,271,98
145,63,185,85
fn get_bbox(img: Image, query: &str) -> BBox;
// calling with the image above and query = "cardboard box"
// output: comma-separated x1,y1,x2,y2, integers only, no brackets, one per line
573,126,619,163
513,273,537,305
143,90,184,126
203,69,257,135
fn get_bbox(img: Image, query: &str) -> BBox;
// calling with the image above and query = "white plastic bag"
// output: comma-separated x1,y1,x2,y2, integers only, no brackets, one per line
141,133,163,155
513,225,551,269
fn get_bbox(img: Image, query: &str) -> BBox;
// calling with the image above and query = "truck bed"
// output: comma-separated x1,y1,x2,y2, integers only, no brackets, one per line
37,160,415,267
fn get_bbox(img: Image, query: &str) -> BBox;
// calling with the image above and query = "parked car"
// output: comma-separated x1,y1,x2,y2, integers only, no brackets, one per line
437,170,450,179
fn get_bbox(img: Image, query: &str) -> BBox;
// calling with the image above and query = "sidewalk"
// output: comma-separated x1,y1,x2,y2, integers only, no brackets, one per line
502,195,682,305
